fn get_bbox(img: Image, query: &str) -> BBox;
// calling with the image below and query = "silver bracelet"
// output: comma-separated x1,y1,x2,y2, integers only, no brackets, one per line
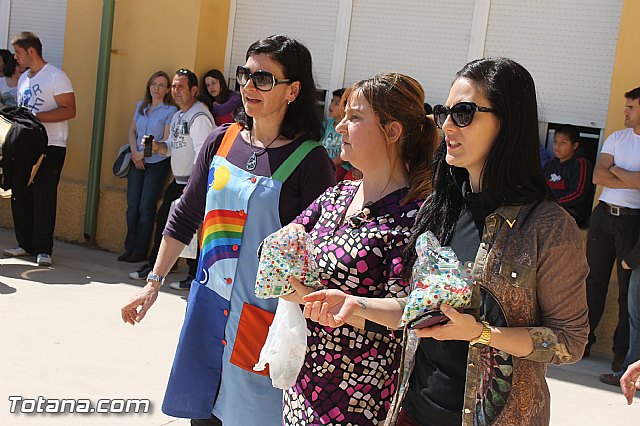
147,272,165,285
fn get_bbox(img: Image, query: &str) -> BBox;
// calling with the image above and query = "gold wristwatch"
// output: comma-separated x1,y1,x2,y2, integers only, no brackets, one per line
470,321,492,348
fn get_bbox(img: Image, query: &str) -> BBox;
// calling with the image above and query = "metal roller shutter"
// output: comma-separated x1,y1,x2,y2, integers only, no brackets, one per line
483,0,623,128
228,0,340,90
8,0,68,69
344,0,475,105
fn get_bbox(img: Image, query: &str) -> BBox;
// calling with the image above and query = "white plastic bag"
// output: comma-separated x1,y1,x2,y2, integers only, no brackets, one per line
169,198,198,259
254,299,307,390
180,232,198,259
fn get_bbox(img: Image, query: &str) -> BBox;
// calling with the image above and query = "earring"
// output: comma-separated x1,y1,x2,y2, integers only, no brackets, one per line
287,100,292,105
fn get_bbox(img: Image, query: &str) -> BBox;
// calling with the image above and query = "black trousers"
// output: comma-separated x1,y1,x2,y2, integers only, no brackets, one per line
147,179,198,276
586,202,640,355
191,416,222,426
11,145,66,255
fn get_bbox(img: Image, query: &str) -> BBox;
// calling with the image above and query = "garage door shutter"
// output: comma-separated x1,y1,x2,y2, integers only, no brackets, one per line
344,0,475,106
483,0,623,128
8,0,68,69
229,0,340,90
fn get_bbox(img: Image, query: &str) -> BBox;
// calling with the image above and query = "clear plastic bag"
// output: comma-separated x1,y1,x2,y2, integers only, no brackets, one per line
253,299,307,390
399,231,474,327
255,226,323,298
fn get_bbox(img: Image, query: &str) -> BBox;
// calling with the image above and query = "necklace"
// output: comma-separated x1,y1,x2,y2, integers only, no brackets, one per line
246,130,280,171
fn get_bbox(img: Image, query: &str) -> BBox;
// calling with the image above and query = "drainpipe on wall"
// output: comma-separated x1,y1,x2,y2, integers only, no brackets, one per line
83,0,115,244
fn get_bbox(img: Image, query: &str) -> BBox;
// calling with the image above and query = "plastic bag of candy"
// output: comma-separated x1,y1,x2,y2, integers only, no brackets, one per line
399,231,474,327
255,225,324,298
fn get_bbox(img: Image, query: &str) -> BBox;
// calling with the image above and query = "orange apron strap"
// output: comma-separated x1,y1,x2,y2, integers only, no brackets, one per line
217,123,242,158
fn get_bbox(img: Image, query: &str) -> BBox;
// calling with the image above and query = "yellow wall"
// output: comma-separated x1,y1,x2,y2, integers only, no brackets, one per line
603,0,640,140
0,0,231,252
589,0,640,356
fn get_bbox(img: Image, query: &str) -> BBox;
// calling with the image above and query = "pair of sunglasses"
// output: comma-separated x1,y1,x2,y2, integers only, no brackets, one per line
236,66,292,92
433,102,497,128
175,68,197,87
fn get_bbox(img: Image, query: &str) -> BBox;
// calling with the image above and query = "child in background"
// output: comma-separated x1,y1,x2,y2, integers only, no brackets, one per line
321,88,361,181
543,124,594,227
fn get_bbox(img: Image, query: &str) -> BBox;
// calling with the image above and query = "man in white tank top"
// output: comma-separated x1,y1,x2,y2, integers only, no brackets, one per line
586,87,640,381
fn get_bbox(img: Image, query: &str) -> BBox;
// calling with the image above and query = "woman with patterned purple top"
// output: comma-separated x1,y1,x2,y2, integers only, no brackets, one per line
281,73,439,425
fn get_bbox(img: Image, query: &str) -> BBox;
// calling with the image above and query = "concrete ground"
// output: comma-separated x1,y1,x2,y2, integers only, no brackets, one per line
0,228,638,425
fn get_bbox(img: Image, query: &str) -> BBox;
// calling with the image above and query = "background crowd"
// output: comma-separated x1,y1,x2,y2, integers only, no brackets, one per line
1,29,640,426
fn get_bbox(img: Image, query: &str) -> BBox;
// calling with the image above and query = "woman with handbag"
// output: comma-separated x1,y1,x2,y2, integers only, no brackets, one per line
118,71,177,263
120,35,335,426
298,58,589,426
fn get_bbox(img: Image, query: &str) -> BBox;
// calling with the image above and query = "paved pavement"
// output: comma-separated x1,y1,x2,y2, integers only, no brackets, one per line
0,228,638,425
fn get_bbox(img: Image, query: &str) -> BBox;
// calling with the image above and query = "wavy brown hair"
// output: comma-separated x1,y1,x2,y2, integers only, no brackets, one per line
342,73,438,203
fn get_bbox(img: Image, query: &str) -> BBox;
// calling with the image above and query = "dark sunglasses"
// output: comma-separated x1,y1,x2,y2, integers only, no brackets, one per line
236,66,292,92
433,102,497,128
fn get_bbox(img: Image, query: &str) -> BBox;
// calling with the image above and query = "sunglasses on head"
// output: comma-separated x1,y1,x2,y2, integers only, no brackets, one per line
236,66,292,92
175,68,197,87
433,102,497,128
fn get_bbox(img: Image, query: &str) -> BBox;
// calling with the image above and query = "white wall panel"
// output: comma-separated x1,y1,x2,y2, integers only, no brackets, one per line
484,0,623,128
344,0,475,105
229,0,340,89
8,0,68,69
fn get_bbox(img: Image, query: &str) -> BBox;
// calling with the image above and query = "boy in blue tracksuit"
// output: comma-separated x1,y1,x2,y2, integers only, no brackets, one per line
543,124,594,227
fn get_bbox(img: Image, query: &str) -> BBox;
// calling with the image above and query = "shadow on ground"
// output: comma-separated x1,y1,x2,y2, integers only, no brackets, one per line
547,353,639,398
0,281,16,294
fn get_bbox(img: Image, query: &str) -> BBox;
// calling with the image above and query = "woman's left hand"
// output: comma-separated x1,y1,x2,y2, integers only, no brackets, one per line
415,304,483,341
281,276,314,304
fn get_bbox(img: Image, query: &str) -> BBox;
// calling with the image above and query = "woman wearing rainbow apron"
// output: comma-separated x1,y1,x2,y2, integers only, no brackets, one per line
121,35,335,426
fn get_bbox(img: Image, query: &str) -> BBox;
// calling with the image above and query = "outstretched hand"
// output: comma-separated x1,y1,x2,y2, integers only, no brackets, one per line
301,289,359,328
414,304,482,341
621,359,640,405
121,283,159,325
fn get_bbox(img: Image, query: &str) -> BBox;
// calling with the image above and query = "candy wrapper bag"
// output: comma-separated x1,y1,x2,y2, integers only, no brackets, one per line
255,226,324,299
399,231,474,327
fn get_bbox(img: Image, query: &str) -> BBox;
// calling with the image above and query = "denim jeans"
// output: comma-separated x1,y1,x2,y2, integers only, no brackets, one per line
125,159,170,255
623,268,640,371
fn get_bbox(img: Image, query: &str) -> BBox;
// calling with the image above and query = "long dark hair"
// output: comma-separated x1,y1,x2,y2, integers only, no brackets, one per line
138,71,174,115
235,35,323,141
2,54,18,78
403,58,551,278
198,68,231,110
342,73,438,203
0,49,13,77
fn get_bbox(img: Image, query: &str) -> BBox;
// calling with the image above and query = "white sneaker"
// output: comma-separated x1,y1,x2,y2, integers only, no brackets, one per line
169,276,194,290
3,246,29,257
129,264,151,280
37,253,52,266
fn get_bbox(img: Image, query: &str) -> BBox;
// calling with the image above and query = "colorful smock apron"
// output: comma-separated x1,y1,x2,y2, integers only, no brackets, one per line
162,124,319,425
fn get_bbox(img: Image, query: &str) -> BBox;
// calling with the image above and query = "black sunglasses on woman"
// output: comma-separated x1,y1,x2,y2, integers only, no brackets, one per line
236,65,292,92
433,101,497,129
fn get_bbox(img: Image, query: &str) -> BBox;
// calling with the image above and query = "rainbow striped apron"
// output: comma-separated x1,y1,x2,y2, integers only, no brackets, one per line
162,124,319,425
